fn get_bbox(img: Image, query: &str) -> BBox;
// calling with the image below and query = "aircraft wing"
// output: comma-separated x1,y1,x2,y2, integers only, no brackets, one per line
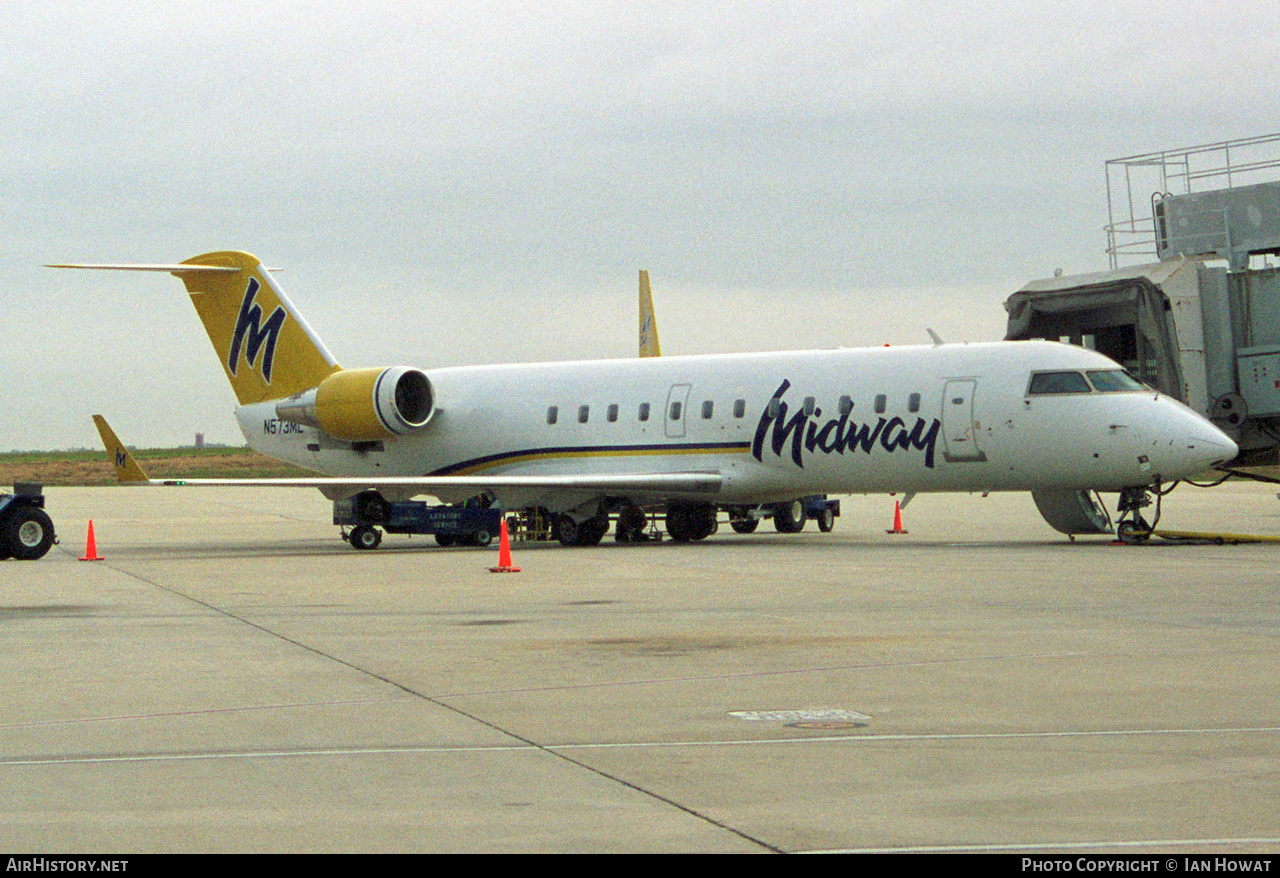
145,472,722,493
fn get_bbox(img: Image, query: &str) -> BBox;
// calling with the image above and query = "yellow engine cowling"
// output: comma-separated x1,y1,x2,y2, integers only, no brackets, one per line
274,367,434,441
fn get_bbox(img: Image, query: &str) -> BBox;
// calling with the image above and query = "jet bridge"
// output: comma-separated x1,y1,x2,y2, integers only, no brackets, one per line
1007,134,1280,469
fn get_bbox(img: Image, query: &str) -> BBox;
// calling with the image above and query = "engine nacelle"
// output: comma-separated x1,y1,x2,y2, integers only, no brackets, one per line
275,367,434,441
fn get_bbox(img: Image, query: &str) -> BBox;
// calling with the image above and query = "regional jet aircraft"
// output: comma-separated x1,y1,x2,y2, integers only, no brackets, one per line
54,251,1237,546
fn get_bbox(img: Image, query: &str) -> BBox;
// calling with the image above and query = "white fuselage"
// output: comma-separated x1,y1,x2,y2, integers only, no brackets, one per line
236,340,1236,511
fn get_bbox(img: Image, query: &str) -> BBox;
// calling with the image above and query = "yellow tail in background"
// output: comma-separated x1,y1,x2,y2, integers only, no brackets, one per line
176,252,341,404
91,415,150,483
638,269,661,358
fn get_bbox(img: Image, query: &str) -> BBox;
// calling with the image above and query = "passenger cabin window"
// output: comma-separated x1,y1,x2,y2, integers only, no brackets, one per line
1087,370,1147,392
547,406,558,425
803,396,816,416
908,393,921,413
669,401,682,421
607,403,619,422
767,398,781,418
874,394,887,414
578,405,590,423
638,403,650,422
1028,371,1092,395
701,400,714,419
733,399,746,418
838,395,853,416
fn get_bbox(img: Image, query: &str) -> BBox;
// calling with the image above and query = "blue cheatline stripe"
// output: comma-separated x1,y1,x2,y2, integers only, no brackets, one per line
427,441,752,476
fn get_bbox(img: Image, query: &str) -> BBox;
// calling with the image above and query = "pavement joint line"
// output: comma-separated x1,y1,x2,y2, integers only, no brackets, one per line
72,556,784,854
7,724,1280,766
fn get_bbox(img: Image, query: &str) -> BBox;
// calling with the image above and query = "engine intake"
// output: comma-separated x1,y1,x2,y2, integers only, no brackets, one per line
275,367,434,441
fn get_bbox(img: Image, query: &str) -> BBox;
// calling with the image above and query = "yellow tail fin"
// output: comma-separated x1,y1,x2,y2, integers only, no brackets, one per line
92,415,150,483
51,252,343,405
176,252,341,404
638,269,661,358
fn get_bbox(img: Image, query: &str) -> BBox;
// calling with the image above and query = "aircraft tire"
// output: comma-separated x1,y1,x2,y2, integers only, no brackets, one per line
665,504,690,542
728,508,758,534
817,507,835,533
773,500,805,534
580,517,608,546
556,515,580,546
4,507,54,561
350,525,382,550
688,504,717,540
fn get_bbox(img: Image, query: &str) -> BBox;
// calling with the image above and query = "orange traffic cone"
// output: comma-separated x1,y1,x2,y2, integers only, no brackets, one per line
487,518,521,573
886,501,908,535
79,520,104,561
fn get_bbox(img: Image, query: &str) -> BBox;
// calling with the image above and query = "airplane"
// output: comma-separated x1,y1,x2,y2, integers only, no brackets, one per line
52,250,1238,547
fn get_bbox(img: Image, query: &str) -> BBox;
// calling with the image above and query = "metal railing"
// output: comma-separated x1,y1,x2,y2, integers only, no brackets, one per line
1104,133,1280,268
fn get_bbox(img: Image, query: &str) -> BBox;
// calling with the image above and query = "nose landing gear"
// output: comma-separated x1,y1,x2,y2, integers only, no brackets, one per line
1115,480,1170,543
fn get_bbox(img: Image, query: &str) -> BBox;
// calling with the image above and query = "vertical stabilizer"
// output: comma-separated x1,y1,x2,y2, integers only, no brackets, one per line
639,269,662,358
91,415,150,483
176,252,342,403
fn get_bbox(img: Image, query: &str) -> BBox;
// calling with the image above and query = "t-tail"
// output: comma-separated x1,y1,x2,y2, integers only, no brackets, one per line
172,251,342,404
54,252,435,443
52,251,341,404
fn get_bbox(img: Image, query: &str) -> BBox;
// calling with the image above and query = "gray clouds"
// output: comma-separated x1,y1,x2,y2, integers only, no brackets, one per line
3,1,1278,449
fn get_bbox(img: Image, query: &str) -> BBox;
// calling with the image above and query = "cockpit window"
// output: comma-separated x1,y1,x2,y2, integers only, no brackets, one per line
1027,371,1091,395
1086,369,1147,393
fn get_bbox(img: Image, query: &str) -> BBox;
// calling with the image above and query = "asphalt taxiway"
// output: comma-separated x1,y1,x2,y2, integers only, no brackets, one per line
2,483,1279,853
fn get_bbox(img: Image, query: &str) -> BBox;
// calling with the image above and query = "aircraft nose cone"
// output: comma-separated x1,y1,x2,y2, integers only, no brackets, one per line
1187,432,1238,469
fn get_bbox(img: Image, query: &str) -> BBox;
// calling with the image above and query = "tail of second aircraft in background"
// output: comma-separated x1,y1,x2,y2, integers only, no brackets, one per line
639,269,661,358
92,415,150,483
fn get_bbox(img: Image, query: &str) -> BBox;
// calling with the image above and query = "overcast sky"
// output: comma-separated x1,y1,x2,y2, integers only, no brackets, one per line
4,1,1279,451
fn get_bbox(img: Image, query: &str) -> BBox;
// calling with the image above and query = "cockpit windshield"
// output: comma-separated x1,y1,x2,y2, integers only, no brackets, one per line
1086,369,1148,392
1027,371,1091,395
1027,368,1150,395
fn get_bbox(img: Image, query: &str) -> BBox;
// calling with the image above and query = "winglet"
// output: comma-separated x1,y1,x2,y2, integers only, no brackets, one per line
639,269,662,358
92,415,151,483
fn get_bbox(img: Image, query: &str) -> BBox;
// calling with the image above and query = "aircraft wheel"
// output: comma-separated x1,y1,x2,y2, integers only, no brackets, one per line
689,504,717,540
580,516,608,546
667,505,690,542
556,515,580,546
773,500,805,534
350,524,382,550
1116,519,1151,544
472,529,493,547
817,506,835,533
5,507,55,561
728,508,758,534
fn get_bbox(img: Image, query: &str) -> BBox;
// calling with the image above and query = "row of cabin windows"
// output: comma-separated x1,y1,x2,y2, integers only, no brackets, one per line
546,392,923,425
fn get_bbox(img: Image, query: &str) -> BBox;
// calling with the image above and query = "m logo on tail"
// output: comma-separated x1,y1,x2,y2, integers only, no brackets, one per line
228,278,286,384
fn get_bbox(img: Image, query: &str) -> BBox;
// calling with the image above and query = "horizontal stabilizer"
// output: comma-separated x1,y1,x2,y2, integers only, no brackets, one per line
47,263,240,273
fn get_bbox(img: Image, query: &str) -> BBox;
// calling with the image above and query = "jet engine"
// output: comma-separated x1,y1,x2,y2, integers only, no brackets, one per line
274,367,435,441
